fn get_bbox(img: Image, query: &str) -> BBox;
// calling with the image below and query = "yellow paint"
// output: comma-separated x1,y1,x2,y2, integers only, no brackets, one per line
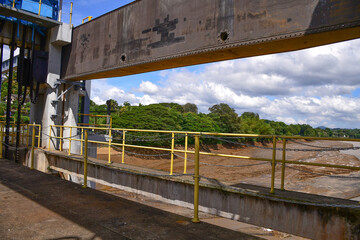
48,124,360,194
82,16,93,24
192,135,200,223
48,126,52,151
38,0,42,15
184,133,188,174
108,129,112,164
30,127,36,170
170,133,175,175
270,136,277,194
37,125,41,148
68,128,72,155
121,130,126,164
59,126,63,152
70,2,73,25
83,130,88,188
80,128,84,155
281,139,287,191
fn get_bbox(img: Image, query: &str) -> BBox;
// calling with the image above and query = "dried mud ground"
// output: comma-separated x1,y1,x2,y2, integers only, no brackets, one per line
97,140,360,199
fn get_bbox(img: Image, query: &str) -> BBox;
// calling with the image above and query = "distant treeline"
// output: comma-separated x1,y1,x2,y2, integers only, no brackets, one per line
89,100,360,139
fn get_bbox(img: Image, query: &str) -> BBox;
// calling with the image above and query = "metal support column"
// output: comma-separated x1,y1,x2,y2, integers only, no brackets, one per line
80,80,91,124
5,23,17,160
15,26,27,163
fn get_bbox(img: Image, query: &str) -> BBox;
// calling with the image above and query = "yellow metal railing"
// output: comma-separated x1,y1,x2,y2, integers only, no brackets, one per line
0,123,41,164
38,0,42,15
78,113,112,128
0,123,41,148
82,16,93,24
46,125,360,222
70,2,73,25
48,125,360,178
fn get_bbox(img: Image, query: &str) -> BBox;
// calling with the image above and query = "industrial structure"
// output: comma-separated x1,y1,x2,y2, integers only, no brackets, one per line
1,1,360,239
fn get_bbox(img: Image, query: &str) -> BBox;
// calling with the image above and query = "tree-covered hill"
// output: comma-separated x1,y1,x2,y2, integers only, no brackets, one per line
88,100,359,138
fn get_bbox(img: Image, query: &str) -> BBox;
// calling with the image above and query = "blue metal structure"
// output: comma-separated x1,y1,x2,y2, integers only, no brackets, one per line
0,0,58,20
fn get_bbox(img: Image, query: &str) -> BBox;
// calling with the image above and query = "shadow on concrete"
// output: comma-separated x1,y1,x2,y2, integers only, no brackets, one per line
0,159,261,240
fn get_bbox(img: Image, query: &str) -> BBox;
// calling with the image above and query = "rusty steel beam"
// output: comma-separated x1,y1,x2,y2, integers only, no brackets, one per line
61,0,360,81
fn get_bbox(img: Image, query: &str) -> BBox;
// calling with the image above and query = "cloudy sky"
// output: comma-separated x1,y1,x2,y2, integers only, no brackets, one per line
90,39,360,129
4,1,360,128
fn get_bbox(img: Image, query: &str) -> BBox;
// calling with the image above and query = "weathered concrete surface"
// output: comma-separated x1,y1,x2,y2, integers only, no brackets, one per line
42,150,360,240
62,0,360,81
0,159,261,240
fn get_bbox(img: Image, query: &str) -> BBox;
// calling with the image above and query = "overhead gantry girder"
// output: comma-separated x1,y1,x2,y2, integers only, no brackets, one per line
62,0,360,81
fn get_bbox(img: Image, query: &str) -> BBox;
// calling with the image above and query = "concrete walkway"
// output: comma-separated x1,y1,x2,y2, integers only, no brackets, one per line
0,159,261,240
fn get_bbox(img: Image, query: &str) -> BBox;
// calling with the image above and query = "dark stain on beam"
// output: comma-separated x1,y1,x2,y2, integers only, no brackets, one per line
142,14,185,49
247,10,267,20
217,0,234,37
80,33,91,63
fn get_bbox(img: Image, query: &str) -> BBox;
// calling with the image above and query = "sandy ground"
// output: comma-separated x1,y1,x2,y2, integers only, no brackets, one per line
96,140,360,199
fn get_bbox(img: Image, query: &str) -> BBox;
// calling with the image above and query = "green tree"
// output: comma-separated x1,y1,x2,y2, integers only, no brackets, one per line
112,104,182,130
183,103,198,113
239,112,274,136
208,103,240,133
182,112,219,132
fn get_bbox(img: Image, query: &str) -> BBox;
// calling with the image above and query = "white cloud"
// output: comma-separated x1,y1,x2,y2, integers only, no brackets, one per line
91,79,139,105
90,39,360,128
138,81,159,94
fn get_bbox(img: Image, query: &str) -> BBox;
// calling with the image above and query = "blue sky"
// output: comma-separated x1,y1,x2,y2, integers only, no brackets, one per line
4,1,360,129
66,1,360,129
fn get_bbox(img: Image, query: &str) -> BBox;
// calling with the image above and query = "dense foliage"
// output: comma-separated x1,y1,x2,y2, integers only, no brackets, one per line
89,100,360,139
0,72,30,123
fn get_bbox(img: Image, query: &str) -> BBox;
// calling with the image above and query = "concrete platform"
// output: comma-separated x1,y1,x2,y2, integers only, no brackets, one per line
0,159,260,240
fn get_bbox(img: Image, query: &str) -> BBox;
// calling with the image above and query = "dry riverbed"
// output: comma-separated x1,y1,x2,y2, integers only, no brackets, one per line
97,140,360,199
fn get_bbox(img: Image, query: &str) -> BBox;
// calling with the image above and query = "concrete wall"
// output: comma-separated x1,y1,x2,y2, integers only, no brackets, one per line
31,150,360,240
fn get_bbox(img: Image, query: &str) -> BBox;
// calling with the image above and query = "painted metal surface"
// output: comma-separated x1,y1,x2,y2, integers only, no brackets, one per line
62,0,360,81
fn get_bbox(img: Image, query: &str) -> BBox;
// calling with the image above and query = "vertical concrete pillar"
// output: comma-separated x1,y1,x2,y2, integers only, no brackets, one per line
62,85,80,153
30,23,72,149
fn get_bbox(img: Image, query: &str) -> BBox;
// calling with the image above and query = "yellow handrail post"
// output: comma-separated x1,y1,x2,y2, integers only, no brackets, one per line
184,133,188,174
83,130,88,188
30,126,36,170
82,16,93,24
12,0,15,8
38,0,42,16
70,2,73,25
37,125,41,148
0,124,3,159
80,128,84,155
270,136,277,194
170,132,175,175
60,126,63,152
281,139,287,191
68,127,72,155
48,126,52,151
192,135,200,223
121,130,126,163
108,128,112,164
26,125,30,147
